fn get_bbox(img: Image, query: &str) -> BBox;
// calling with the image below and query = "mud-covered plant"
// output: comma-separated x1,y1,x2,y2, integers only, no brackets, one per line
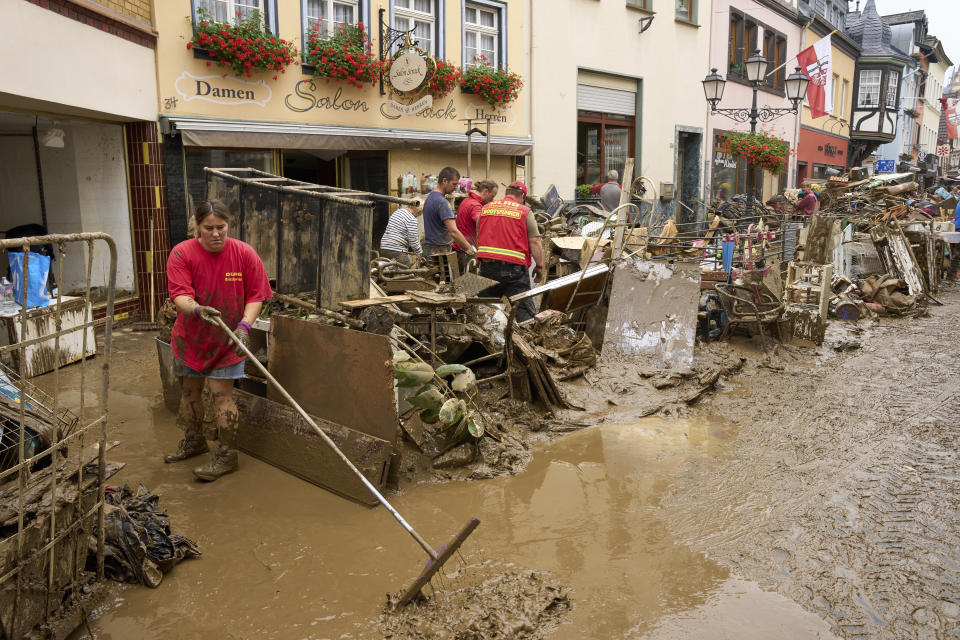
392,353,484,445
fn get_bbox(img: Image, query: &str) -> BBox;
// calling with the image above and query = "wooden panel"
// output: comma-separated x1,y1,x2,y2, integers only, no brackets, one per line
267,314,398,443
318,200,372,309
235,390,391,506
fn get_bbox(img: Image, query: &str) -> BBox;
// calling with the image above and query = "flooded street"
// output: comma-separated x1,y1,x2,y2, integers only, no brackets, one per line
60,289,960,639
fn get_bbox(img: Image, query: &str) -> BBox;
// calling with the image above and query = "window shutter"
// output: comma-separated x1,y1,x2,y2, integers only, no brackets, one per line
576,85,636,116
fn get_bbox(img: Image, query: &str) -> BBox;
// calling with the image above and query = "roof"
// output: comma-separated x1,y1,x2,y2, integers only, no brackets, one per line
845,0,903,59
881,11,925,26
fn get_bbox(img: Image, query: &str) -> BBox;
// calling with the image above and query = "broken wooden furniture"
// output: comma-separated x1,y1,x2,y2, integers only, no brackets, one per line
783,262,833,344
205,167,417,309
870,222,927,298
0,296,95,378
715,280,784,351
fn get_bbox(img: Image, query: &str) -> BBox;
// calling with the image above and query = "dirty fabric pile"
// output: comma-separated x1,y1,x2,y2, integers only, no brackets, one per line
521,311,597,382
90,484,200,587
380,569,571,639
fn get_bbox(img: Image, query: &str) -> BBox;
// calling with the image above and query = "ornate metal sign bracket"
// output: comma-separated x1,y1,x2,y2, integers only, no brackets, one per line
378,7,418,96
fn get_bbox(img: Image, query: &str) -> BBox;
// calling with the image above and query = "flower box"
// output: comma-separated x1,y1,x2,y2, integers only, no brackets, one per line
460,57,523,109
187,9,297,78
303,22,380,88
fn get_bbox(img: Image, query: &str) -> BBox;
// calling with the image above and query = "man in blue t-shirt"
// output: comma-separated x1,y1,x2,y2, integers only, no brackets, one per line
422,166,476,259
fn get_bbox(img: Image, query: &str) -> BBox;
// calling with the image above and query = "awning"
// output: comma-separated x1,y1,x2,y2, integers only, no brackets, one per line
162,116,533,156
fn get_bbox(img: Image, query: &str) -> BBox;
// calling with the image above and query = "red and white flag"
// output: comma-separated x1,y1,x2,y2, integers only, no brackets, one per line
944,98,960,140
797,35,833,119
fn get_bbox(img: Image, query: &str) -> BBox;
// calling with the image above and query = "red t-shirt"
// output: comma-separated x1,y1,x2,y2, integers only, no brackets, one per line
167,237,272,372
453,192,484,252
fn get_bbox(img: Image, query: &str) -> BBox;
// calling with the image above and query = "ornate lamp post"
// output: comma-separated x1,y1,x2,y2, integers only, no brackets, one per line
703,50,810,220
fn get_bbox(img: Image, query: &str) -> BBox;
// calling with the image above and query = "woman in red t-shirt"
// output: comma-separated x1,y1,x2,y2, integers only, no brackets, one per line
165,199,272,482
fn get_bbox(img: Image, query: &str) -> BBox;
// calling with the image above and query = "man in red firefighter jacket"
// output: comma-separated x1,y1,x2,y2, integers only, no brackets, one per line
476,181,544,322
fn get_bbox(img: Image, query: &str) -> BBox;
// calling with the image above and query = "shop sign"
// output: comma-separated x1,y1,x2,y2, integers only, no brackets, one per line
465,103,515,127
937,144,950,157
384,95,433,116
389,51,428,93
174,72,272,107
875,159,895,173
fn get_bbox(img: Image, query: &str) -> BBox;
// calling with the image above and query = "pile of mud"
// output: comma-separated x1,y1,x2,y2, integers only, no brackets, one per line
380,569,572,639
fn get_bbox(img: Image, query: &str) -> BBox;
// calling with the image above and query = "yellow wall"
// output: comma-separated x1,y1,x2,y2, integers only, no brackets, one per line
155,0,528,138
800,29,856,137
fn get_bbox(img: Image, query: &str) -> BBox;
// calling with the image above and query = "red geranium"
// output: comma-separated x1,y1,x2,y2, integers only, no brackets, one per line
460,56,523,109
188,8,297,78
303,22,381,88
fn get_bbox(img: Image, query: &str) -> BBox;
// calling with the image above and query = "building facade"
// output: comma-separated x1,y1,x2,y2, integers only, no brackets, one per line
795,16,859,186
706,0,803,204
0,0,162,319
528,0,710,225
155,0,531,249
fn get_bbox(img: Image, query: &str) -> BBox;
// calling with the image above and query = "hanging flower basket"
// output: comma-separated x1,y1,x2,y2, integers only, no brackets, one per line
427,59,462,99
460,57,523,109
187,8,297,78
903,107,921,119
303,22,381,88
723,130,790,175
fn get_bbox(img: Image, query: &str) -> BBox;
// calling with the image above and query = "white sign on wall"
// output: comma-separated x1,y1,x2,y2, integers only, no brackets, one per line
174,72,272,107
389,51,428,93
465,102,515,127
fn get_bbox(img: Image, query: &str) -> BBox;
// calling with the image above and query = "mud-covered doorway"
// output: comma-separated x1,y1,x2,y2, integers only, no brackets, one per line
281,149,339,186
675,128,702,228
346,152,389,249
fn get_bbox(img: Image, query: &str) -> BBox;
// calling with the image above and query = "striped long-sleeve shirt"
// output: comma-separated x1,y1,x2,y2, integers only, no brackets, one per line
380,207,422,254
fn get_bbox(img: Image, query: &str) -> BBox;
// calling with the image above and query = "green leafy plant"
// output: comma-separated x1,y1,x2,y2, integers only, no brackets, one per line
903,107,921,119
575,184,593,199
392,352,484,446
723,129,790,174
460,56,523,109
303,21,381,88
187,8,297,78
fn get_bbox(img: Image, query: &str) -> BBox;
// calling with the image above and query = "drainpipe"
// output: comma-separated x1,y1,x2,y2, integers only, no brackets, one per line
527,0,534,191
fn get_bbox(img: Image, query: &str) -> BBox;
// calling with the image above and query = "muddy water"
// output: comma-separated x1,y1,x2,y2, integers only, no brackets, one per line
64,332,836,639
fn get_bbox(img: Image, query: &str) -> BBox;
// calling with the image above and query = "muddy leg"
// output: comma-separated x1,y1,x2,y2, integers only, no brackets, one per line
194,378,239,482
164,376,209,463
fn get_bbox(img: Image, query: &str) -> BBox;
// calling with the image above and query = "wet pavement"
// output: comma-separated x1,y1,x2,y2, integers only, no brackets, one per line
57,329,844,639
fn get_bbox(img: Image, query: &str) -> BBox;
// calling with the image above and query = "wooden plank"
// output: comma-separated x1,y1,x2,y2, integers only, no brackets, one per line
235,390,391,506
318,200,372,308
268,314,398,443
340,295,413,310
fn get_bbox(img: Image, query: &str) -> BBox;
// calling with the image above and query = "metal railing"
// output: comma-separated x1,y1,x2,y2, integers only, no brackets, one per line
0,233,116,639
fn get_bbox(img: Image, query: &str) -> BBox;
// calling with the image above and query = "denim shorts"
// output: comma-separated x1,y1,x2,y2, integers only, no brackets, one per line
175,359,246,379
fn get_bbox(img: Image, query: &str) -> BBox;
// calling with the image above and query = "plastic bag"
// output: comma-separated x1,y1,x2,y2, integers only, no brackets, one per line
8,252,51,309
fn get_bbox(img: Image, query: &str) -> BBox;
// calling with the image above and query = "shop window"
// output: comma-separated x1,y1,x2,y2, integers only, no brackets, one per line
858,70,881,107
392,0,437,55
576,112,635,188
464,2,502,68
304,0,359,37
194,0,268,26
885,70,899,109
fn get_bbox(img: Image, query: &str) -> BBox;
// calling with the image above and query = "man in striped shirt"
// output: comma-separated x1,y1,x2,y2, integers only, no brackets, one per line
380,200,422,266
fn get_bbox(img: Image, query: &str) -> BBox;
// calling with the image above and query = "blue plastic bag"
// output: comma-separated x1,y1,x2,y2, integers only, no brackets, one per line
8,252,51,309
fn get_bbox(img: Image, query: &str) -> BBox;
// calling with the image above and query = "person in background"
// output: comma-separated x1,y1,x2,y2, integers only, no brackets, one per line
421,166,476,259
797,182,818,216
599,170,622,213
165,199,272,482
951,197,960,281
453,179,498,271
476,181,543,322
379,200,422,266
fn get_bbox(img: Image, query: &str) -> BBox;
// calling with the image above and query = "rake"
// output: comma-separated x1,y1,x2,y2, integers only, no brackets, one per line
213,316,479,606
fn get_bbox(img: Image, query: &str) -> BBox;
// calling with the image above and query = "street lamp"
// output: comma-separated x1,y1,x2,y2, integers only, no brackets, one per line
703,50,809,221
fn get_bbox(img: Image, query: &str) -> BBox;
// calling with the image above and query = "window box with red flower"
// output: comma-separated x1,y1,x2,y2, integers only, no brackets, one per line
187,8,297,79
302,22,381,89
723,130,790,175
460,56,523,109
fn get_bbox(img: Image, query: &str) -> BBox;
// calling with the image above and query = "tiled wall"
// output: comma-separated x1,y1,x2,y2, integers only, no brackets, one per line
125,122,170,321
88,0,152,26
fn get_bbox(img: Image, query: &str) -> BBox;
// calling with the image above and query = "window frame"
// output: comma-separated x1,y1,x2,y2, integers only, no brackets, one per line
884,70,899,109
577,110,636,187
857,69,882,108
192,0,277,33
302,0,364,40
728,11,744,78
391,0,443,57
675,0,691,22
462,0,506,70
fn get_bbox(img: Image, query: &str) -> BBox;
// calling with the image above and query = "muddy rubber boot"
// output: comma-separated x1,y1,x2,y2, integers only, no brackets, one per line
193,445,238,482
163,433,209,464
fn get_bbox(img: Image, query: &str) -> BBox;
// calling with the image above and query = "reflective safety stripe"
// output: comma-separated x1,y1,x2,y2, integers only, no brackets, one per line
477,246,526,260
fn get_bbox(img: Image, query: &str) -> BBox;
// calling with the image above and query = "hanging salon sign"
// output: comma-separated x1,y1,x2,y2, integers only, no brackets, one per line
174,72,272,107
